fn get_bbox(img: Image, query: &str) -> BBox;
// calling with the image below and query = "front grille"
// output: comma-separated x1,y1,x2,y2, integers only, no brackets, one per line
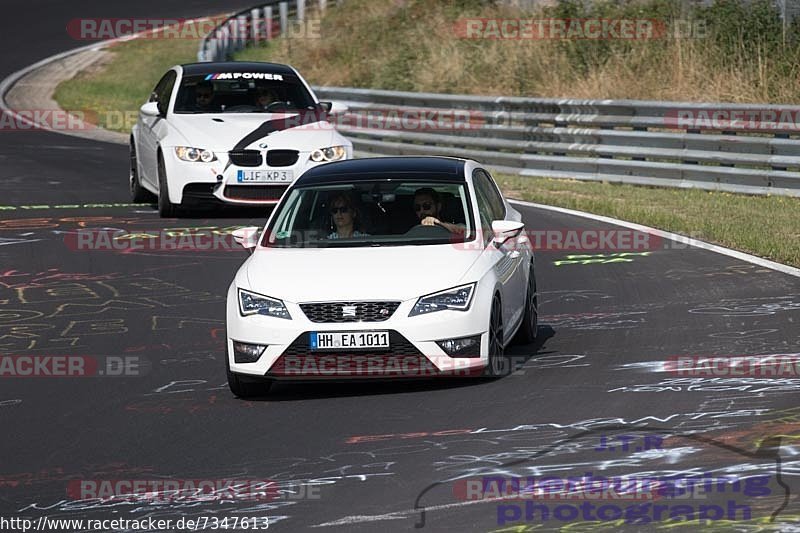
224,185,288,201
299,301,401,323
229,150,262,167
266,149,299,167
269,330,436,377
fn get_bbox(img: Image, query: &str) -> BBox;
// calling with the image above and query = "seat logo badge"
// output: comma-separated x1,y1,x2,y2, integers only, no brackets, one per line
342,305,357,318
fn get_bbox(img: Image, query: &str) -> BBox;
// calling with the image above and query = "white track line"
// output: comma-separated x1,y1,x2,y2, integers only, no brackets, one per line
509,199,800,279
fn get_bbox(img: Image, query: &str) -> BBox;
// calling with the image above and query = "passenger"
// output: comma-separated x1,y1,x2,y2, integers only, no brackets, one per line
327,192,369,239
413,187,464,234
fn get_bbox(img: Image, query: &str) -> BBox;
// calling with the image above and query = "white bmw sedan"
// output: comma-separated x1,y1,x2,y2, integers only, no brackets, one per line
130,61,352,217
225,157,538,397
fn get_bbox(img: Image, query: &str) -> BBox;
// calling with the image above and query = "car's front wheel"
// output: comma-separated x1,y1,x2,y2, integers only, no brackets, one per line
484,295,509,378
157,153,179,218
514,264,539,345
129,140,153,203
226,354,272,398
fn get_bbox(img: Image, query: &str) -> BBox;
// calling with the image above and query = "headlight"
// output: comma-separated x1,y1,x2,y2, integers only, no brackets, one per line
175,146,216,163
238,289,291,319
310,145,346,162
409,283,476,317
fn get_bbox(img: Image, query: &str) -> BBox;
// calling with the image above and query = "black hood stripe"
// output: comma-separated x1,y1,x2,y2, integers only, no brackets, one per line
231,110,329,152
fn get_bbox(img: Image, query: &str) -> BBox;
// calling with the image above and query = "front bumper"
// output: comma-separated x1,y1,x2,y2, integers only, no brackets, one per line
165,149,349,205
226,285,490,379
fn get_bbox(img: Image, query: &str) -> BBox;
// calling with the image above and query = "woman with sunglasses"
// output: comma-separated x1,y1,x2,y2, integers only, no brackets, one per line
327,192,369,239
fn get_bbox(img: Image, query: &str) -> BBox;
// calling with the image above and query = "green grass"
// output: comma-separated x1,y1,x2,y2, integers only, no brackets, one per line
53,36,198,133
495,174,800,268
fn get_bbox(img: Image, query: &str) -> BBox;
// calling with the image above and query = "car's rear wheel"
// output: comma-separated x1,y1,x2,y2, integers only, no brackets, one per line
225,353,272,398
129,140,153,203
514,265,539,344
157,153,179,218
484,295,508,378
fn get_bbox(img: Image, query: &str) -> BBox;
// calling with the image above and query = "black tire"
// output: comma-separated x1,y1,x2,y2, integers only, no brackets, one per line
514,265,539,345
483,295,508,378
129,140,154,203
226,353,272,398
157,153,178,218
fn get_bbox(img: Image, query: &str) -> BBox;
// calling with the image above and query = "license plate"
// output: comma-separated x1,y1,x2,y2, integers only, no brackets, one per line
310,331,390,351
237,169,293,183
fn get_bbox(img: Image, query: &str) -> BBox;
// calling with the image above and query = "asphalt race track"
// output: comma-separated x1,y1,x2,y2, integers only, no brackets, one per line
1,2,800,532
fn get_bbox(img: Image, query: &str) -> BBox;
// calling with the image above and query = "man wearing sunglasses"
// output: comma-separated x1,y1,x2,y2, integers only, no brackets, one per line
413,187,464,235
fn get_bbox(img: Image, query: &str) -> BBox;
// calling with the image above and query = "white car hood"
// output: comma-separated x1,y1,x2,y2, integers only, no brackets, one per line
168,113,338,151
244,245,483,303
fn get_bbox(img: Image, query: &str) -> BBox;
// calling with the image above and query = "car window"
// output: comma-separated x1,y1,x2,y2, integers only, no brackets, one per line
173,72,317,114
151,70,177,116
471,179,495,246
262,180,476,248
473,169,506,221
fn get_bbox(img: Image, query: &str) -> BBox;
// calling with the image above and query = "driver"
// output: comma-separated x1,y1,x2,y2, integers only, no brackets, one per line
413,187,464,234
194,81,218,112
255,86,280,108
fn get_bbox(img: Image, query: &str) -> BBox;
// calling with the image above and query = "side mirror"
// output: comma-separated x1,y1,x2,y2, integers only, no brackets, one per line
491,220,524,246
140,101,161,117
232,226,260,252
319,101,348,115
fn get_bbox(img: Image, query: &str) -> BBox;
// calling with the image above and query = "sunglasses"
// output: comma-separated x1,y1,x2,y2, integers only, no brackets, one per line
330,206,351,214
197,93,212,99
414,202,433,212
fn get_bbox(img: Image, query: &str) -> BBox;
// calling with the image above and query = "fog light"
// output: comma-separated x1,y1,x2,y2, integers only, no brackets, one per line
436,335,481,358
233,341,267,363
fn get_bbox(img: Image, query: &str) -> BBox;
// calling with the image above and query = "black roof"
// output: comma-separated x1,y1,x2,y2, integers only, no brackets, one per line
296,157,468,185
180,62,296,76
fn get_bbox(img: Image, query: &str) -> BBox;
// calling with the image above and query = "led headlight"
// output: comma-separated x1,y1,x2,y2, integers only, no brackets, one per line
310,145,346,162
409,283,476,317
238,289,291,319
175,146,216,163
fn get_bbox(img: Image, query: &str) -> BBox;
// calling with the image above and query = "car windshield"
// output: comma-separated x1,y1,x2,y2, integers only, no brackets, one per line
173,72,317,114
262,180,477,248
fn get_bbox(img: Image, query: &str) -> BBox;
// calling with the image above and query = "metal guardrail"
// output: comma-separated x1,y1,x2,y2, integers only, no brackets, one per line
198,3,800,197
198,0,331,62
313,87,800,197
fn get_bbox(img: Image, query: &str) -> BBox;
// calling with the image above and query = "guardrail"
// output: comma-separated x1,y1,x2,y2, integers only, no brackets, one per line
198,0,332,62
313,87,800,196
198,3,800,197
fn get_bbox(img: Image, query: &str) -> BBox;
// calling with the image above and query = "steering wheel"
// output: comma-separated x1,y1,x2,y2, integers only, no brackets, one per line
405,223,451,238
263,101,292,112
223,104,259,112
